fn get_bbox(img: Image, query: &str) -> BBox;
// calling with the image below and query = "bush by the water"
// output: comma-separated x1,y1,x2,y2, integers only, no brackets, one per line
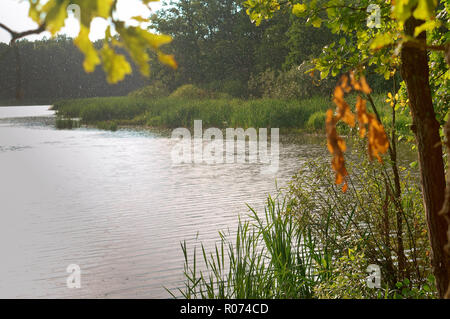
306,111,326,130
169,84,209,99
202,79,247,98
128,81,169,99
248,64,335,100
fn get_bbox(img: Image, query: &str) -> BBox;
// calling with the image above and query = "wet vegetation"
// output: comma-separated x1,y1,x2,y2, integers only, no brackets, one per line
176,138,434,299
53,88,411,134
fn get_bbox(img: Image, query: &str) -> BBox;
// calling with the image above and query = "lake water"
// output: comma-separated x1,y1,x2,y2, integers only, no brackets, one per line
0,105,327,298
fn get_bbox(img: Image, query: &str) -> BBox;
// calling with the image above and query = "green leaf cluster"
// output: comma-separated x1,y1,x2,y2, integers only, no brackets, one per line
27,0,176,83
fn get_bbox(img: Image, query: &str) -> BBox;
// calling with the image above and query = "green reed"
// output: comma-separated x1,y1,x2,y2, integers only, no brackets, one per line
53,93,409,134
171,196,331,299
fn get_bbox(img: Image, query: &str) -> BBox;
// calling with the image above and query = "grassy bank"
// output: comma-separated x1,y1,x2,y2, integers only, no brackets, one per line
53,94,411,133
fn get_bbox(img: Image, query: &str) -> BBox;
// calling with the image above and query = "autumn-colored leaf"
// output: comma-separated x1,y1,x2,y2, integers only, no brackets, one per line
326,73,389,192
158,52,178,69
350,71,372,94
356,96,369,138
326,107,348,191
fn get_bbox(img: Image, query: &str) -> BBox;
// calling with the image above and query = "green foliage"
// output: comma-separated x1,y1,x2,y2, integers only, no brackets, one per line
54,96,151,124
244,0,448,124
176,141,435,298
173,196,323,299
149,98,233,128
314,246,382,299
54,93,397,132
244,0,443,72
55,117,80,129
169,84,209,99
22,0,177,84
149,0,338,97
54,97,330,130
0,36,148,102
283,14,336,70
96,120,118,131
143,97,330,129
248,64,334,100
306,111,326,130
1,0,364,101
150,0,265,90
54,90,400,136
219,79,247,98
392,275,437,299
128,81,169,99
289,142,432,294
429,1,450,128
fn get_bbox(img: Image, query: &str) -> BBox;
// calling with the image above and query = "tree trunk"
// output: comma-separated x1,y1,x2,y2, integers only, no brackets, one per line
400,17,450,298
440,119,450,299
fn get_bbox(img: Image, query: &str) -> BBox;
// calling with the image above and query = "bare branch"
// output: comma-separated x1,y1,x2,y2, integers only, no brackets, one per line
0,22,46,45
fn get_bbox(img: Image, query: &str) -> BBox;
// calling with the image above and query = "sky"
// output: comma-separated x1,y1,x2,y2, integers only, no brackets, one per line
0,0,163,43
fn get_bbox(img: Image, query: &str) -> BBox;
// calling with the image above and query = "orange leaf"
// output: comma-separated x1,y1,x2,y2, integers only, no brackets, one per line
342,182,348,193
326,72,389,193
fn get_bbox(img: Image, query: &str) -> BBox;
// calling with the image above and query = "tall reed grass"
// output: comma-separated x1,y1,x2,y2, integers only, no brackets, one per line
54,96,331,130
53,93,411,133
171,196,331,299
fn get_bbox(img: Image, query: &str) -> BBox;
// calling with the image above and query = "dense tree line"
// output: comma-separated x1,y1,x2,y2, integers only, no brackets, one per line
148,0,339,96
0,36,147,103
0,0,339,102
0,0,389,103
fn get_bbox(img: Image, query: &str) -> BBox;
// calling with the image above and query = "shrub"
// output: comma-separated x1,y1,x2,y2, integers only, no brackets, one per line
248,64,334,100
221,79,247,98
306,111,326,130
314,245,383,299
203,79,245,98
170,84,208,99
209,92,233,100
128,81,169,99
288,141,433,295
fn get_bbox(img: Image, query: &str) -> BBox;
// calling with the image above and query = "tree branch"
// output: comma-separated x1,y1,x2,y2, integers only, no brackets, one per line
0,22,46,45
403,39,449,53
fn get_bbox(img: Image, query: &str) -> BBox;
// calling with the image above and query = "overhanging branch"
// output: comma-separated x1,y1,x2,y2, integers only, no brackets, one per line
0,22,46,45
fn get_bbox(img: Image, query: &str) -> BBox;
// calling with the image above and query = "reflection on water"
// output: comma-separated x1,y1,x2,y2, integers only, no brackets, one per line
0,105,326,298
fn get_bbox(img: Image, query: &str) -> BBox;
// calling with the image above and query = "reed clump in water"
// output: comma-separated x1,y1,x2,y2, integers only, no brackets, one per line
55,117,80,130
